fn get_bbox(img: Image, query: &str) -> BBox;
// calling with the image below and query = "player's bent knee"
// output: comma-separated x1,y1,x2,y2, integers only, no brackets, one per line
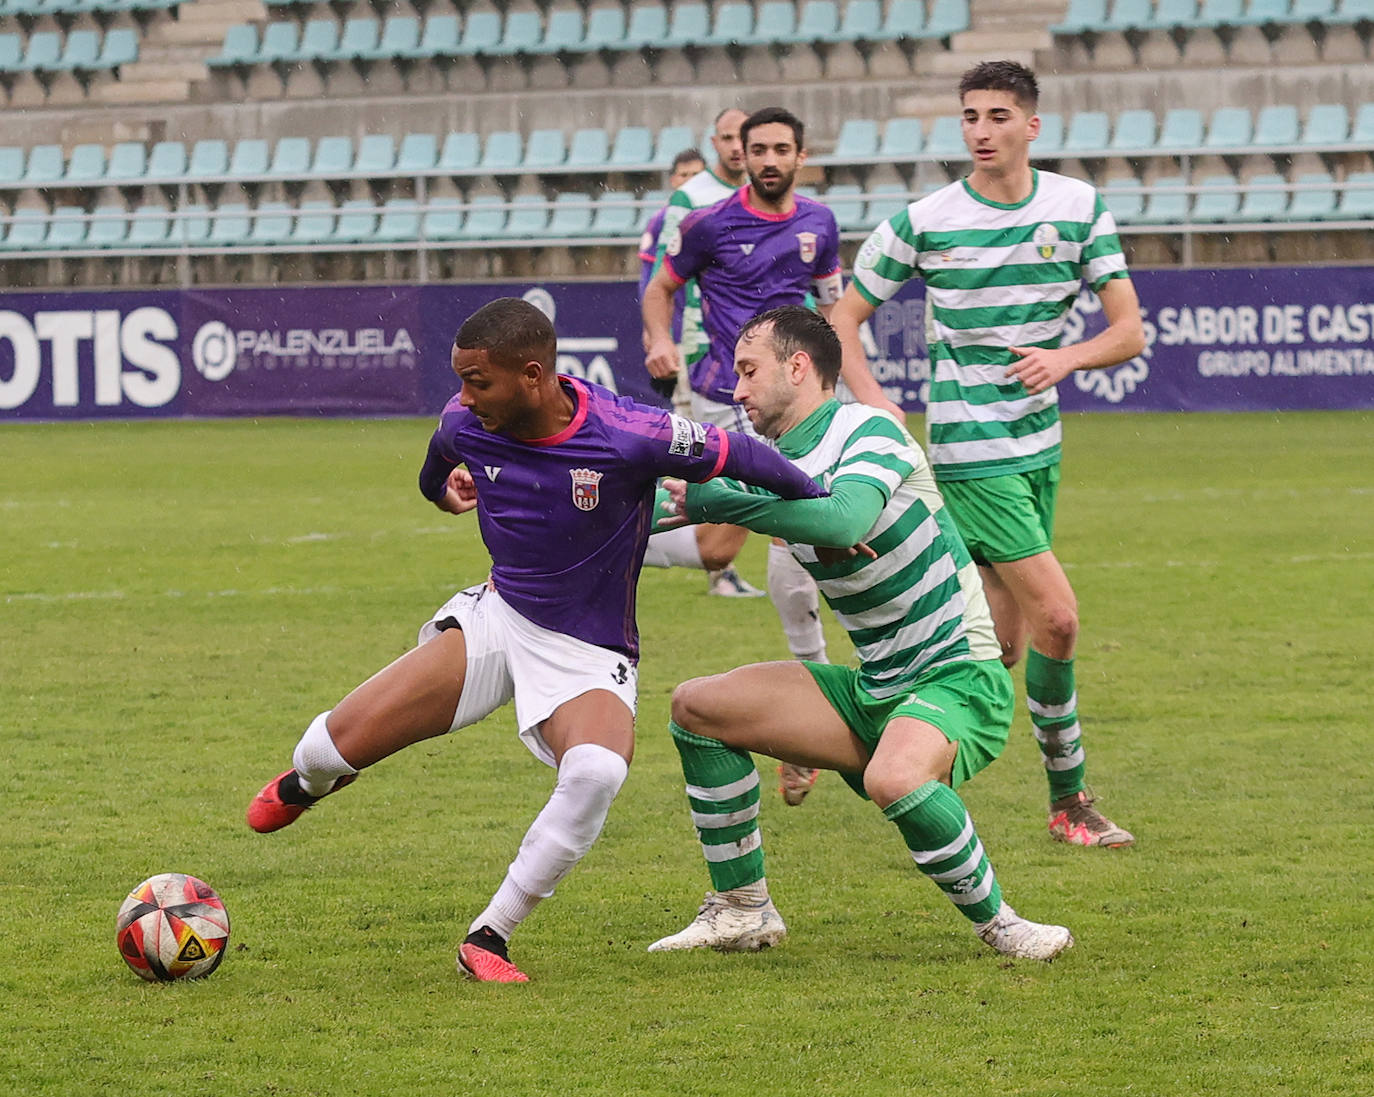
862,763,947,808
558,742,629,807
669,676,717,731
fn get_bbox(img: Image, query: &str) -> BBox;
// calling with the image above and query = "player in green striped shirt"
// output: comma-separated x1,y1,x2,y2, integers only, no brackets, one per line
830,61,1146,849
647,306,1073,961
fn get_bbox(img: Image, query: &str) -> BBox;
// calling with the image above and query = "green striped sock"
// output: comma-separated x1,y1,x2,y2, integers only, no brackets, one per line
668,720,764,892
884,780,1002,925
1026,649,1086,802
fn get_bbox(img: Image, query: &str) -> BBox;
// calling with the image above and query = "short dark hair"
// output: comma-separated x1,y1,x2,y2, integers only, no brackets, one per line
740,106,805,151
958,60,1039,111
672,147,705,171
739,306,840,389
454,298,556,371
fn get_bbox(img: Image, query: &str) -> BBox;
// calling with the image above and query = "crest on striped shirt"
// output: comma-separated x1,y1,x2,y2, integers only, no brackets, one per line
1033,222,1061,260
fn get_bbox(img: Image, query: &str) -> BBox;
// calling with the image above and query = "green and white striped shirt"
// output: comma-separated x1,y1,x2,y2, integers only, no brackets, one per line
851,169,1129,481
656,168,737,365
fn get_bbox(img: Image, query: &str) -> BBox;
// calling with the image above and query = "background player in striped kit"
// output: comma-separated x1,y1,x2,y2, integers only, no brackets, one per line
648,306,1073,961
829,60,1146,849
245,297,828,983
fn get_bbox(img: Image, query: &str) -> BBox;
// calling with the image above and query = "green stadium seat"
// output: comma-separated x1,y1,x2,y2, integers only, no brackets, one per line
127,207,171,247
1237,174,1288,220
590,190,639,235
1103,0,1152,29
209,202,252,245
610,126,654,168
925,115,964,158
148,141,187,181
1034,113,1065,157
1158,108,1205,150
22,145,64,185
414,14,461,58
824,183,867,231
1100,178,1145,223
310,136,354,176
292,200,336,244
1190,174,1240,221
1238,0,1289,21
107,142,147,183
370,15,420,59
176,204,212,245
354,135,395,175
923,0,969,37
584,7,627,50
1062,111,1110,155
420,196,464,241
832,0,882,39
335,18,380,61
0,33,24,70
863,182,910,224
1301,104,1349,147
188,139,230,179
549,192,595,236
1330,0,1374,20
1336,171,1374,218
210,25,258,67
87,206,129,248
1288,0,1332,13
458,195,507,239
44,206,87,250
1204,107,1253,149
662,2,710,47
333,198,378,243
523,129,566,170
654,125,695,167
1110,109,1157,154
230,138,271,178
439,131,481,172
704,1,754,46
259,22,299,63
0,146,24,185
1138,176,1190,223
249,201,294,245
795,0,840,42
397,133,438,172
374,197,420,242
296,19,340,60
1195,0,1245,23
878,0,923,39
566,128,611,168
748,1,797,45
503,194,549,237
55,29,100,71
480,131,523,172
621,3,668,48
65,144,106,183
1252,105,1299,147
879,117,923,158
491,10,542,55
22,32,62,72
1348,103,1374,146
1052,0,1107,32
266,137,309,177
1150,0,1200,26
96,28,137,69
1288,171,1337,219
829,118,879,161
533,8,585,53
6,209,48,250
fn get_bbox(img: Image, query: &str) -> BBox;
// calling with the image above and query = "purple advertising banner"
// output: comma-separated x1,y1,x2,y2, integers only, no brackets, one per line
4,268,1373,421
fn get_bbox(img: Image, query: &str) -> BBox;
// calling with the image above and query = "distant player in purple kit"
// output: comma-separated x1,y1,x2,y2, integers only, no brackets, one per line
245,297,826,983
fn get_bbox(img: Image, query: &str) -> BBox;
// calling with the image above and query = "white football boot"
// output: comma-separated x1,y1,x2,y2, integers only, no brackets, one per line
974,902,1074,961
648,891,787,952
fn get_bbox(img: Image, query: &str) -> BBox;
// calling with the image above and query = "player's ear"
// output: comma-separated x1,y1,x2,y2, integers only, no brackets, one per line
521,359,545,388
1027,112,1042,140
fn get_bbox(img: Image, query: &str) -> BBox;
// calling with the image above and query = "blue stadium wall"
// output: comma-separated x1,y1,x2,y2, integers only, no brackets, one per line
3,268,1374,420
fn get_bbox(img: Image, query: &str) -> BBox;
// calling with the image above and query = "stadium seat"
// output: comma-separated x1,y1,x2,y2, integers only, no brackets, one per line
1150,0,1200,27
662,3,710,47
1100,178,1146,223
211,24,258,68
458,194,507,239
621,4,668,48
310,136,354,176
1288,171,1337,219
479,131,523,172
704,1,754,46
1033,113,1065,157
654,125,696,167
1204,107,1253,149
879,117,922,158
1301,104,1349,147
795,0,841,42
1344,103,1374,147
1052,0,1107,32
97,29,138,69
1252,105,1300,147
331,198,378,243
335,18,381,62
420,196,464,241
610,126,654,168
22,145,64,185
292,200,336,244
22,32,62,72
549,192,595,236
54,29,100,72
832,0,882,40
107,142,147,184
925,116,964,158
1103,0,1152,29
879,0,924,38
534,8,586,54
1158,108,1205,151
1138,176,1190,224
1331,0,1374,20
187,139,230,180
354,135,396,176
504,194,550,237
490,10,542,57
295,19,340,61
86,206,129,248
590,190,639,235
1237,0,1289,23
397,133,438,172
209,202,252,245
584,7,628,51
824,183,867,230
1195,0,1245,25
148,141,188,181
1288,0,1333,14
227,138,269,179
127,207,172,247
374,198,420,242
44,206,87,251
370,15,420,60
267,137,310,177
1062,111,1110,155
749,1,798,45
863,182,911,224
1190,174,1241,221
65,144,106,184
523,129,567,170
6,209,48,250
176,204,213,245
1336,172,1374,219
566,128,611,168
0,34,24,72
1237,173,1288,220
1110,109,1157,154
259,21,300,64
439,132,481,173
0,147,24,186
414,14,461,58
249,201,294,245
829,118,879,161
923,0,969,37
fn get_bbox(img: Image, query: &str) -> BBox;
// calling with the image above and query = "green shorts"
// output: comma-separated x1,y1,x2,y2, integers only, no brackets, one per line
804,658,1013,798
939,465,1060,566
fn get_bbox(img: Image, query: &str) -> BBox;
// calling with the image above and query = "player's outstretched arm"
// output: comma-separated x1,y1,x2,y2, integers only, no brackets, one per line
829,286,905,420
679,475,886,550
642,266,684,380
1006,276,1146,394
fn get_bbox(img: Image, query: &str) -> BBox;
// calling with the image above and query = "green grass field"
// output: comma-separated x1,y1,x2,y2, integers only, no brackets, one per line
3,410,1371,1097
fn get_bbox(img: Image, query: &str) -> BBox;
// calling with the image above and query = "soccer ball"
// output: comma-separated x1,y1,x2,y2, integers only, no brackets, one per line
115,873,230,982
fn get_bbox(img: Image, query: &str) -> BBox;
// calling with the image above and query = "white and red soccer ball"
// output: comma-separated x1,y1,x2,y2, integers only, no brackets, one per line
116,873,230,982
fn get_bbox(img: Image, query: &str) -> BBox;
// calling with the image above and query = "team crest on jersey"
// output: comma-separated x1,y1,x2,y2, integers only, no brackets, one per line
570,468,603,511
796,231,818,264
1033,222,1061,259
664,225,683,257
856,232,883,270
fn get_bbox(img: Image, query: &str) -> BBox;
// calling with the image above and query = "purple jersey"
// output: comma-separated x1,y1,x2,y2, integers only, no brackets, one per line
638,206,684,342
418,376,826,658
662,187,843,403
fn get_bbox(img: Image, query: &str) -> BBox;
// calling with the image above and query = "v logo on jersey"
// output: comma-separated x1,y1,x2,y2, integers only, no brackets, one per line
739,243,755,256
484,465,502,481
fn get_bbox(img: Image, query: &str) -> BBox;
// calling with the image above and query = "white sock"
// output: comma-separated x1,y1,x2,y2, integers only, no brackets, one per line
642,524,705,570
292,711,357,797
767,542,826,661
723,877,771,907
469,743,629,939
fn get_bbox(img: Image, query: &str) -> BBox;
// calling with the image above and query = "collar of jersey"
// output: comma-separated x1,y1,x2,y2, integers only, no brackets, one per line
779,398,841,459
522,376,587,447
740,186,799,222
961,168,1040,211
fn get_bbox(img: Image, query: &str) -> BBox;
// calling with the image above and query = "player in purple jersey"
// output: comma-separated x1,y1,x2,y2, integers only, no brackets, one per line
245,298,825,983
637,147,706,352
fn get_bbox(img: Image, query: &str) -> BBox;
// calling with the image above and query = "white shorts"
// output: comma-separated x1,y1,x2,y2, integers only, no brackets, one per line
418,584,638,768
